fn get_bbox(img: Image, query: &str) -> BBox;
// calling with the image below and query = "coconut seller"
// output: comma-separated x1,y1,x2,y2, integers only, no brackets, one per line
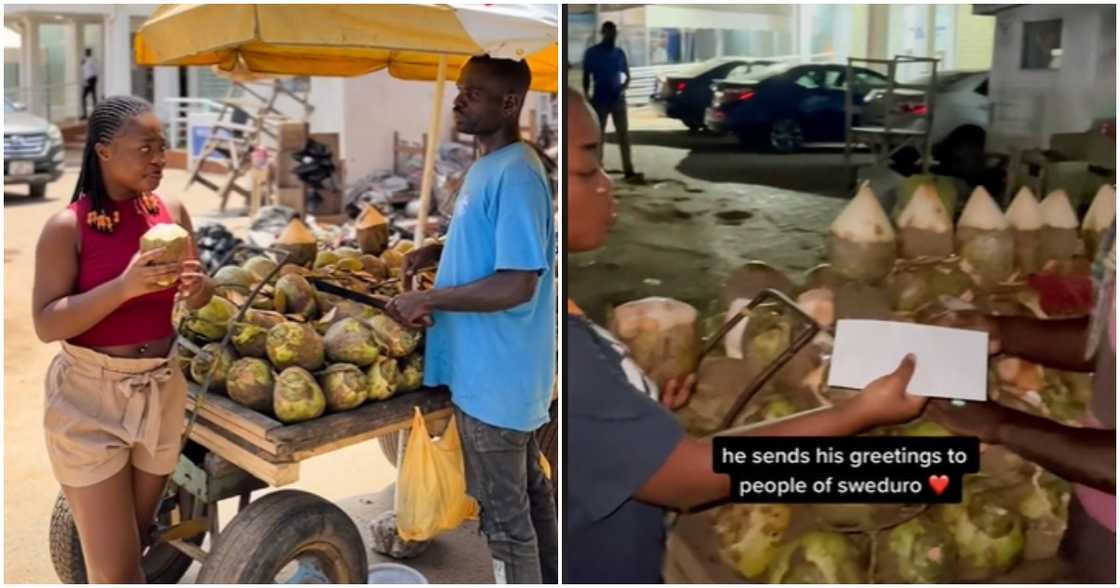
31,96,213,583
566,87,935,583
926,221,1116,583
387,56,557,583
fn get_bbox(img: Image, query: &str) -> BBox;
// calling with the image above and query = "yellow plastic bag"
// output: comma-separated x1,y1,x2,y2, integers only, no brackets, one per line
395,408,479,541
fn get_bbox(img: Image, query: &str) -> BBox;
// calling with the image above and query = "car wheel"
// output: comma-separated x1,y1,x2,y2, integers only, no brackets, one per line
939,126,986,175
768,119,803,153
29,182,47,198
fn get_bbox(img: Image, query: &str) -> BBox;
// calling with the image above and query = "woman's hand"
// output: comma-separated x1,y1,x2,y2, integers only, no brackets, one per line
841,354,926,428
177,259,211,307
660,373,697,411
118,248,180,300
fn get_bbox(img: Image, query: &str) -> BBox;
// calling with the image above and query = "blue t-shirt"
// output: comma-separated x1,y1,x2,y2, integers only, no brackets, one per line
565,314,684,583
583,43,628,110
423,141,556,433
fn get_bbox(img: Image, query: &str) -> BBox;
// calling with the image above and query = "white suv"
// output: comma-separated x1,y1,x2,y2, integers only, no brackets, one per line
862,71,991,171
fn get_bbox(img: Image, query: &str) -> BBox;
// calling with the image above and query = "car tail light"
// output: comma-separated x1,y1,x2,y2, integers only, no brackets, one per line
900,103,928,116
676,81,687,93
735,90,755,102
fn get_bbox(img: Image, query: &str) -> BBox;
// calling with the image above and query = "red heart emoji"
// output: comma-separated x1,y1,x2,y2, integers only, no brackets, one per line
929,475,949,496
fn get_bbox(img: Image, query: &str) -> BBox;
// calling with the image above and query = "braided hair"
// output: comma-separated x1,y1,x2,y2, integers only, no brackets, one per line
70,95,156,233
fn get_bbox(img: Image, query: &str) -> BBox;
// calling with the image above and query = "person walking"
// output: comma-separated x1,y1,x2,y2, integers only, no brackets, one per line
582,21,640,182
80,49,99,120
387,56,557,584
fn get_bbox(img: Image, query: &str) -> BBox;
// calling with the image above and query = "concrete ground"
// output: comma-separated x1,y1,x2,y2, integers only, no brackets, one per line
4,164,493,583
569,107,872,324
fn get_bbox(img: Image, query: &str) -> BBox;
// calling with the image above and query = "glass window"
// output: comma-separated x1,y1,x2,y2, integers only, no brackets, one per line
851,70,889,94
1021,19,1062,70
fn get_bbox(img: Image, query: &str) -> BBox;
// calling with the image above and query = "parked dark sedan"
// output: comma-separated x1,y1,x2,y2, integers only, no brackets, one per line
650,58,775,131
704,63,890,152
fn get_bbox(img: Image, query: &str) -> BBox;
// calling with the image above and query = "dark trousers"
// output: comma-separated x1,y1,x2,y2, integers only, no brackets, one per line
593,95,635,176
81,77,97,119
456,407,558,584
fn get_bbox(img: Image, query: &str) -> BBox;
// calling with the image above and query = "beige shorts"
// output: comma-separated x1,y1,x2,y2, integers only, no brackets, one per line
44,342,186,488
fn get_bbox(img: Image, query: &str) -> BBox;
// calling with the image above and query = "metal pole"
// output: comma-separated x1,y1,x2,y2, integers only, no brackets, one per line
414,54,448,246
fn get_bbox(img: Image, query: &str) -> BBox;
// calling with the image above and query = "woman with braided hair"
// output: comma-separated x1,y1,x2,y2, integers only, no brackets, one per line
32,96,213,582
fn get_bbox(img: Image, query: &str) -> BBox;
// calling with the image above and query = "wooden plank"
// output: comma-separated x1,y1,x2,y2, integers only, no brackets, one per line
187,387,281,453
187,417,300,487
289,407,453,461
266,388,452,457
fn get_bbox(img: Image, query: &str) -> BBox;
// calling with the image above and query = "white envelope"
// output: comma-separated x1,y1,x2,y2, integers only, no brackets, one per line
827,319,989,401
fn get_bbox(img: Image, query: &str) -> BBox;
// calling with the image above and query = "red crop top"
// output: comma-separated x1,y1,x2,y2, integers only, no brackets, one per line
67,194,179,348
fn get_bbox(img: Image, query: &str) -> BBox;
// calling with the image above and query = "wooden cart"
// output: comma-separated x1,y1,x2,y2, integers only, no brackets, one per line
49,383,452,584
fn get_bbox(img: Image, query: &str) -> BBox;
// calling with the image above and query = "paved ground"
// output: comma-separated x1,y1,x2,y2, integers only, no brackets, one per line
4,165,493,583
569,107,871,324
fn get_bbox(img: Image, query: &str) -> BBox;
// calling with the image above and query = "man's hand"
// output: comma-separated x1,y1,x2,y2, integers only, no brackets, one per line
928,310,1001,354
402,244,443,286
387,290,434,329
660,373,697,411
925,398,1004,443
841,354,926,428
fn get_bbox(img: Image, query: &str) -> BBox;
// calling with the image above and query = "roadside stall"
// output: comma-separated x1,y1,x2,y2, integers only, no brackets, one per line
46,4,557,583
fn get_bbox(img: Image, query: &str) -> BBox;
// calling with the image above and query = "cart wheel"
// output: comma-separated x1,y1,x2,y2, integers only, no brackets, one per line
377,430,407,468
48,484,204,584
196,490,367,584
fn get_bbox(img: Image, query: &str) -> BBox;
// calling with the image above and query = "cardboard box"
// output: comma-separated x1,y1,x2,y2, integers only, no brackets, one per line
278,121,309,150
276,150,303,188
276,186,306,214
307,187,342,217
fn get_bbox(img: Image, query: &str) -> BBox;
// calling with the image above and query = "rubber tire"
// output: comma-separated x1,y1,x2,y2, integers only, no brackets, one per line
48,486,203,584
29,182,47,198
196,490,367,584
767,118,804,154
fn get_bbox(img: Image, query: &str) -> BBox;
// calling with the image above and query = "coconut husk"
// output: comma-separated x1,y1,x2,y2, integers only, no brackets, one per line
273,367,326,424
356,206,390,255
956,187,1017,288
608,297,700,385
833,282,893,321
897,183,954,259
1007,187,1044,275
139,223,191,286
243,255,278,282
1081,184,1115,258
1039,190,1083,263
275,217,318,267
828,182,896,284
227,358,275,412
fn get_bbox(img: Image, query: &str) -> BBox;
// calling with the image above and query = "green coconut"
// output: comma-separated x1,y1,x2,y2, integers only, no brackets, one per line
139,223,190,287
275,217,318,268
324,317,381,367
226,358,275,412
359,254,390,280
214,266,259,290
1040,369,1087,425
242,255,278,282
189,343,236,391
884,264,936,312
716,504,792,579
935,482,1025,581
273,273,319,319
273,367,326,424
381,248,405,272
183,296,239,341
266,322,325,371
1014,469,1071,561
1039,189,1083,264
367,314,421,358
1081,184,1115,259
957,186,1016,287
745,395,798,424
398,354,423,392
828,182,896,284
335,246,362,259
313,250,341,269
678,356,754,435
231,322,269,358
897,182,954,259
739,304,791,377
367,356,401,401
877,515,958,583
1006,187,1044,275
335,257,364,272
608,297,700,385
767,531,867,583
319,363,368,412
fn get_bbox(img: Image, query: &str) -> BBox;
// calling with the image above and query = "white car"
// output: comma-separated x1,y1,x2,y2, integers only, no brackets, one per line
862,71,991,170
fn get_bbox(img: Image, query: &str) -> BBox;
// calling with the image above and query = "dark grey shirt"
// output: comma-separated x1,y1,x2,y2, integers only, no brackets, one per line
565,314,684,584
